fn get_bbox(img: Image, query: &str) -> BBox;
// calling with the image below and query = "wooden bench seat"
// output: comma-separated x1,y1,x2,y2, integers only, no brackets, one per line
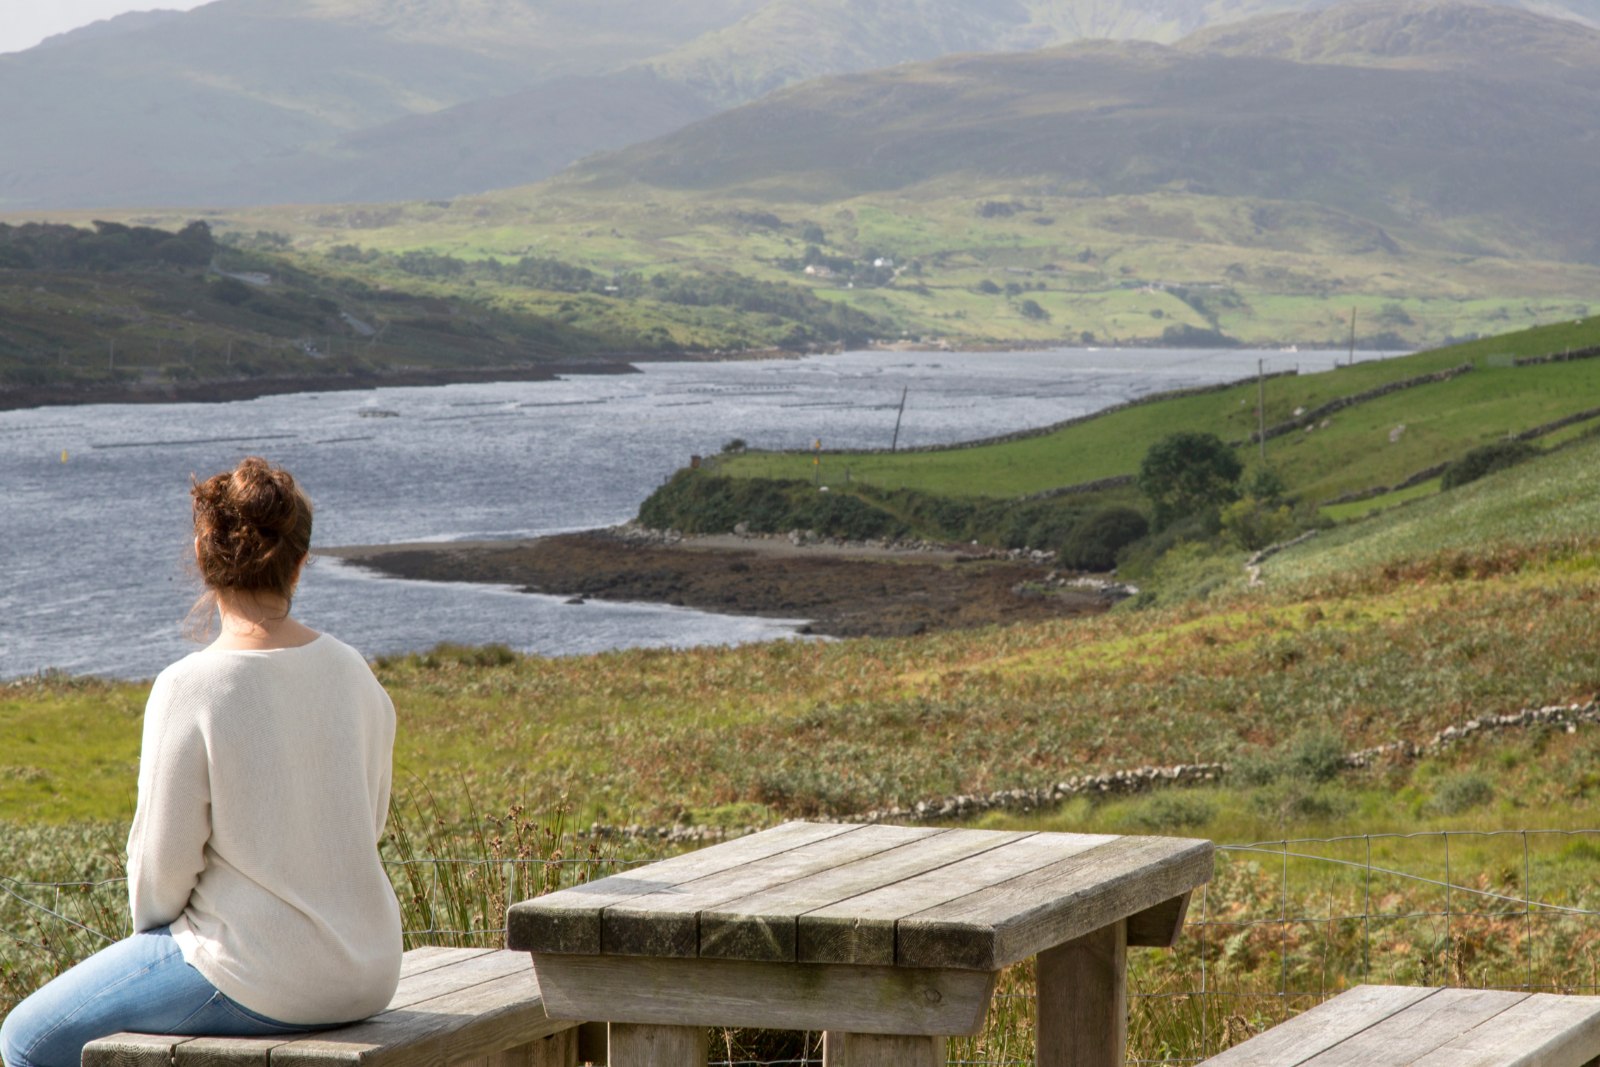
1204,984,1600,1067
83,947,581,1067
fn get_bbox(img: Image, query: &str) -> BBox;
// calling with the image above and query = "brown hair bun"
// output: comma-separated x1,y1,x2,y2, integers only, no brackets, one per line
192,456,313,599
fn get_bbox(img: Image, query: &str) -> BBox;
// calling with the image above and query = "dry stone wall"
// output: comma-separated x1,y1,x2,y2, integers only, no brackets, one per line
579,699,1600,845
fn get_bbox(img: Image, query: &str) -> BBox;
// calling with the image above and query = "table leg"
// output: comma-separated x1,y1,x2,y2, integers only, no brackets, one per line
608,1023,708,1067
822,1032,945,1067
1036,918,1127,1067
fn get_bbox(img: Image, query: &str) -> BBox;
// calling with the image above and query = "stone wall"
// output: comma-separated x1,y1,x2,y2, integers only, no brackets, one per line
579,698,1599,844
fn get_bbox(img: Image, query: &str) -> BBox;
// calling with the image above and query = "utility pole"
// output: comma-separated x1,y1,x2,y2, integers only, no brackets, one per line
890,386,908,452
1348,306,1358,366
1257,358,1267,465
108,339,115,371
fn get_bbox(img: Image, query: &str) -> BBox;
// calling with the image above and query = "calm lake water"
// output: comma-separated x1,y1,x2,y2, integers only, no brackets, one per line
0,347,1375,680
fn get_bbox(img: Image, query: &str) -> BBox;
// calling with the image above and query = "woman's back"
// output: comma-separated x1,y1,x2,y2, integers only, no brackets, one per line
2,457,403,1067
128,633,402,1024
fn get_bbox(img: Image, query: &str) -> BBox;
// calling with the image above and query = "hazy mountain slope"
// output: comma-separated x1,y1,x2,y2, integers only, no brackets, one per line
554,3,1600,265
0,0,765,211
1181,0,1600,73
5,0,1599,212
32,10,188,49
231,70,720,204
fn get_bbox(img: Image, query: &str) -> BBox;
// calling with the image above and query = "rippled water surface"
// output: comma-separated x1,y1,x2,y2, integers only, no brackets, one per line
0,347,1371,679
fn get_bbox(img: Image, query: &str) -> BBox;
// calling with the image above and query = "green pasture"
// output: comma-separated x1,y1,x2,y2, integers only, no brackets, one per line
1270,432,1600,585
81,185,1600,350
714,321,1600,503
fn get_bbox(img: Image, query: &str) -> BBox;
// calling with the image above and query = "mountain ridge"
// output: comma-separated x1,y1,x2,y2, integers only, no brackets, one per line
6,0,1600,212
549,2,1600,265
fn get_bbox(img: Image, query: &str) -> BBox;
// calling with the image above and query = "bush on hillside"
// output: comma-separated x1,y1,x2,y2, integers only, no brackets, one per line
1058,507,1148,571
1220,496,1296,551
1137,431,1243,529
1440,440,1540,490
637,471,906,541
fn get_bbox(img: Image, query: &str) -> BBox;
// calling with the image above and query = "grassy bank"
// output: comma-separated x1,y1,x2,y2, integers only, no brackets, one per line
710,317,1600,505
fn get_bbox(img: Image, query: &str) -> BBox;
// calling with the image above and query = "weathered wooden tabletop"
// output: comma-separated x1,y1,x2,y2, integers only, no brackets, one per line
509,821,1211,969
508,821,1213,1067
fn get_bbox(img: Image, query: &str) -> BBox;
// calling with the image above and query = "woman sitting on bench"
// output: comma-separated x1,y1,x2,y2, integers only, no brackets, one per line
2,457,402,1067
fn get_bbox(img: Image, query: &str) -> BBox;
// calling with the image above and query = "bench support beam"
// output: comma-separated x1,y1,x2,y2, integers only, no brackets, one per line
608,1023,708,1067
822,1032,945,1067
1037,918,1126,1067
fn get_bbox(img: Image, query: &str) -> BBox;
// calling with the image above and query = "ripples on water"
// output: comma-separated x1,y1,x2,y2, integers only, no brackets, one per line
0,347,1371,680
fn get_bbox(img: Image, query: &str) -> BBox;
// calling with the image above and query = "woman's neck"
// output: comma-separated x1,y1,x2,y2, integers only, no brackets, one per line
210,591,319,651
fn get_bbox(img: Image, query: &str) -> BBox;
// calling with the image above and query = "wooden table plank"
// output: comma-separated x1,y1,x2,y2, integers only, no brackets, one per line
381,950,536,1010
270,970,572,1067
897,835,1213,969
508,821,860,955
604,824,936,958
1408,991,1600,1067
530,953,997,1037
397,946,488,977
84,1032,199,1067
1297,988,1528,1066
701,828,1022,962
800,833,1117,966
1200,986,1441,1066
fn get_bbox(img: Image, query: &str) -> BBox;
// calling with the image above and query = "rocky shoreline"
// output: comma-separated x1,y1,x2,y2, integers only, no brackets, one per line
320,524,1120,639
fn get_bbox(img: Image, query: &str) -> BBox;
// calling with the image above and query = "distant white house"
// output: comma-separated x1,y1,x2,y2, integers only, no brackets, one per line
873,257,894,268
804,264,834,277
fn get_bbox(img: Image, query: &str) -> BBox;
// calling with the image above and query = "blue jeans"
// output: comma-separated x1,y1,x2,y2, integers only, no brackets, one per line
1,927,318,1067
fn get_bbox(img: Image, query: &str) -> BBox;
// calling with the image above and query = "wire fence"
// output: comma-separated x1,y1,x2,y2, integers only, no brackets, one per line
8,829,1600,1065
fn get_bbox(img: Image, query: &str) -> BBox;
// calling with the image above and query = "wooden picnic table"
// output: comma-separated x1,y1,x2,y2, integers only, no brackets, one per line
507,821,1212,1067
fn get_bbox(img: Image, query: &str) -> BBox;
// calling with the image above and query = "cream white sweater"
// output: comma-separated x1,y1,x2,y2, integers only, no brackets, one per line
127,634,403,1024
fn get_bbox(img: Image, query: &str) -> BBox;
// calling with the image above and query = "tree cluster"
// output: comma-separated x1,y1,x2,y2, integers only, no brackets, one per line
0,220,215,271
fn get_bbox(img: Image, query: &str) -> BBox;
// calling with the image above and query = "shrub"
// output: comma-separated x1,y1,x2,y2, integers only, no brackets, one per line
1231,729,1346,786
637,472,905,541
1441,440,1540,490
209,277,253,306
1283,729,1348,783
1059,507,1149,571
1220,496,1296,551
1428,772,1495,815
1124,791,1217,832
1137,431,1243,530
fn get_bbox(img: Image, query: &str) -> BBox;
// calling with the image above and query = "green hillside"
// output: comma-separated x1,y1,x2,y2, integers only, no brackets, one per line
72,1,1600,350
715,319,1600,494
0,221,888,394
563,17,1600,267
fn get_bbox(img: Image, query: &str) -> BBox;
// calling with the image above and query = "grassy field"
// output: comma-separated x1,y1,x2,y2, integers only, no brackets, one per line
51,187,1600,351
8,519,1600,1059
10,517,1600,831
710,317,1600,506
9,318,1600,1059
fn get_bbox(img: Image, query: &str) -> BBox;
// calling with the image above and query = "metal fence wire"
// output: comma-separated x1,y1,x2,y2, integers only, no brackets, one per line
7,829,1600,1066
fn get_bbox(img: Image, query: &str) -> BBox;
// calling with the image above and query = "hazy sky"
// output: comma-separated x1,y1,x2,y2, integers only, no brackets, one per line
0,0,218,55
